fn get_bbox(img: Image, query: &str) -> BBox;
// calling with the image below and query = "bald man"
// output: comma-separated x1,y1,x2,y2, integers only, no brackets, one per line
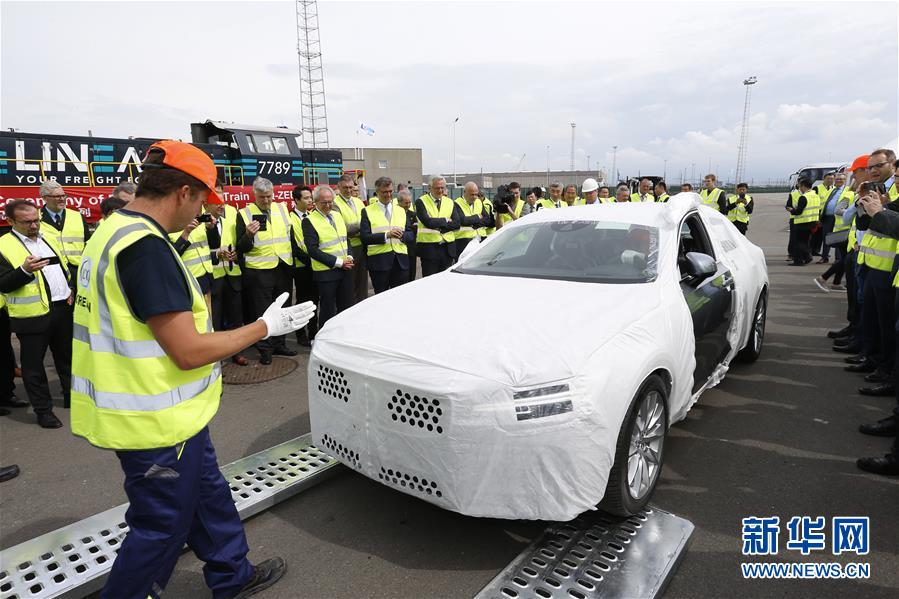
454,182,488,256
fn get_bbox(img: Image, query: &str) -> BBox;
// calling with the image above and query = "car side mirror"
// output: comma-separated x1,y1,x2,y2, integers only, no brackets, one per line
457,238,481,263
683,251,717,281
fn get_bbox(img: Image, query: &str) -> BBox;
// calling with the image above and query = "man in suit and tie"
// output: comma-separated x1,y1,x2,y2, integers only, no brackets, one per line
415,176,460,276
290,185,318,346
301,186,355,328
361,177,415,294
38,180,90,281
0,200,74,428
397,190,418,282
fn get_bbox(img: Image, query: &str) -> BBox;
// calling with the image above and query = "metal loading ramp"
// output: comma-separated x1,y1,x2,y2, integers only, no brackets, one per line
475,507,694,599
0,435,341,599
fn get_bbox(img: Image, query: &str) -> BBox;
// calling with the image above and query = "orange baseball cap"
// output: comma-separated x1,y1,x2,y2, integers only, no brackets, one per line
849,154,870,172
147,140,223,204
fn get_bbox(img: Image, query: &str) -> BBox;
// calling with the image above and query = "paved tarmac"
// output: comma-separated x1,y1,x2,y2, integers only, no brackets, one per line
1,193,897,598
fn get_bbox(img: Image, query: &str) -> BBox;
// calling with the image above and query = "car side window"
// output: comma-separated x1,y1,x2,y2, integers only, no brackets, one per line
678,213,716,274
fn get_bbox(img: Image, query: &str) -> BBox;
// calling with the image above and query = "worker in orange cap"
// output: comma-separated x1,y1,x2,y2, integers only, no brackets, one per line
828,155,873,354
71,140,316,599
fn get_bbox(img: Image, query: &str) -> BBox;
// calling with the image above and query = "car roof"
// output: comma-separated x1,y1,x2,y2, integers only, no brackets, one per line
508,193,700,230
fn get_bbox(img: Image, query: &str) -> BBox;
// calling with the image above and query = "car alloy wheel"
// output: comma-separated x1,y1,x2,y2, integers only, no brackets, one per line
627,390,666,500
738,291,767,362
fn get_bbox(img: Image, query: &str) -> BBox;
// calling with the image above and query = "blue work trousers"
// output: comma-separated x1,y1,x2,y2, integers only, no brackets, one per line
102,427,253,599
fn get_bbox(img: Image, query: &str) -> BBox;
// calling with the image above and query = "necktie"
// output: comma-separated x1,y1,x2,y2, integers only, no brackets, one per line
327,214,334,227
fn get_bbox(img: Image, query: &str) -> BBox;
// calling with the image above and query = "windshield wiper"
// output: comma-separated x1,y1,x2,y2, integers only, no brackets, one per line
486,251,505,266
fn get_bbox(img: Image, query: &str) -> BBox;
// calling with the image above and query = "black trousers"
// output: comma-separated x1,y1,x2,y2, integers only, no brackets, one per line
350,244,368,304
787,220,794,258
407,240,418,283
211,275,243,332
18,302,72,413
819,215,835,260
822,243,846,285
733,222,748,236
242,263,292,354
844,250,859,328
789,223,812,264
369,267,409,294
862,268,895,373
419,245,454,277
293,266,318,341
810,221,825,256
1,309,16,400
455,237,475,257
316,271,353,329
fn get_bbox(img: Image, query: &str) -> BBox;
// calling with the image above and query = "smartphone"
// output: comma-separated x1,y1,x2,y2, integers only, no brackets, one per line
860,182,886,195
252,214,268,231
43,255,61,265
197,213,213,223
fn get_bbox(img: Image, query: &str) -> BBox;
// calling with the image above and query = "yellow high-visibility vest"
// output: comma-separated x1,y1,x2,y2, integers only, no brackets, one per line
454,198,483,240
333,194,366,248
240,202,292,269
40,208,85,267
700,188,724,209
832,189,855,234
71,211,221,450
364,202,408,256
213,204,241,279
306,209,349,271
0,232,68,319
858,229,898,272
169,225,212,281
727,194,753,224
498,199,524,227
793,190,821,225
417,194,455,244
289,208,309,269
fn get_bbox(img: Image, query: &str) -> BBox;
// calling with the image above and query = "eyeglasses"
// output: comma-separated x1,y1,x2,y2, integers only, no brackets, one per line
867,162,889,170
44,194,66,200
16,219,41,226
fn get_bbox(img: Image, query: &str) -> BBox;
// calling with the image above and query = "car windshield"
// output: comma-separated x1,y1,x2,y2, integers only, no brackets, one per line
455,220,659,283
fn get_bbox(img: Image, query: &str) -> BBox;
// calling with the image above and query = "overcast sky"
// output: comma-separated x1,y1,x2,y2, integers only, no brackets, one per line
2,0,897,183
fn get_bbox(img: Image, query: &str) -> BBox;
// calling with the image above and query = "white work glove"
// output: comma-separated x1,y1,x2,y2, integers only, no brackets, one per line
258,293,317,339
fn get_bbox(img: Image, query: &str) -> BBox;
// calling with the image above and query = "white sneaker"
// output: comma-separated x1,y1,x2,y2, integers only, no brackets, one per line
813,277,830,293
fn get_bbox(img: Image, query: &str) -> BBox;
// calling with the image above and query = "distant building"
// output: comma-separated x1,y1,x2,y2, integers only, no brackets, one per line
337,148,422,195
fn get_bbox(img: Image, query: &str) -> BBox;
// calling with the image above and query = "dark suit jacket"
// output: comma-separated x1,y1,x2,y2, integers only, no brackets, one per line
414,197,460,260
302,214,348,282
359,204,415,271
0,233,72,334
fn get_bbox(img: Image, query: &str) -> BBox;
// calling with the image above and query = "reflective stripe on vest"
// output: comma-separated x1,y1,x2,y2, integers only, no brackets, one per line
364,202,408,257
417,195,455,244
0,232,67,319
40,208,85,267
213,204,242,279
334,194,365,248
454,198,483,240
793,190,821,225
700,188,723,208
71,212,221,450
535,199,555,210
170,226,212,279
241,203,292,269
858,229,898,272
657,193,670,203
727,194,752,223
307,210,349,271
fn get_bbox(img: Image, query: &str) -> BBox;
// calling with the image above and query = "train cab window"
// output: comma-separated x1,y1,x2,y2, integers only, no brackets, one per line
678,213,715,273
245,135,257,153
251,134,276,153
271,137,290,155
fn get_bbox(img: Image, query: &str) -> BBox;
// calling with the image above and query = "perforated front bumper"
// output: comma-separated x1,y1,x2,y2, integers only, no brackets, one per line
308,356,616,521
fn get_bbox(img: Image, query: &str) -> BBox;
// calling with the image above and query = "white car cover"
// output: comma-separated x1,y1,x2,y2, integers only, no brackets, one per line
309,193,767,521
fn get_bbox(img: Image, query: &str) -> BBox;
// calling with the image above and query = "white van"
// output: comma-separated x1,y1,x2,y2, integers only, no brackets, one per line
788,162,848,189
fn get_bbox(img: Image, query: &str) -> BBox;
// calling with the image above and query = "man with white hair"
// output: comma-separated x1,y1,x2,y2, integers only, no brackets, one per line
39,180,89,280
548,182,565,208
415,176,460,276
235,177,296,364
302,185,355,326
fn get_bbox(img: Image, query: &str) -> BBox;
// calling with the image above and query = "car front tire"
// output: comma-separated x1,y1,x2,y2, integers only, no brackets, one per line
600,374,669,517
737,291,767,363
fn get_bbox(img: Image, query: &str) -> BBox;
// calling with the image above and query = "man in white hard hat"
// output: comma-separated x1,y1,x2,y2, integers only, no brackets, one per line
582,178,600,205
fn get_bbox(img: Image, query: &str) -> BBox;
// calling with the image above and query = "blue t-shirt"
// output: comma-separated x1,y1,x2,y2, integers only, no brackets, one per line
116,210,192,322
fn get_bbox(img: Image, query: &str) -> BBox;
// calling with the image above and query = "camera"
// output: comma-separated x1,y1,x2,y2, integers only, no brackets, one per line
493,184,515,214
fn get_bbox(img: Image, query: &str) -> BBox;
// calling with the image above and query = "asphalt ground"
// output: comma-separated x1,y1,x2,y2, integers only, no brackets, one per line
1,192,897,598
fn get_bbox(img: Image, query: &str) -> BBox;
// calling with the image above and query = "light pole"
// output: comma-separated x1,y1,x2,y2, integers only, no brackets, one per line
691,163,695,184
735,76,757,185
663,159,667,181
452,116,459,188
611,145,618,185
546,145,550,187
570,122,576,171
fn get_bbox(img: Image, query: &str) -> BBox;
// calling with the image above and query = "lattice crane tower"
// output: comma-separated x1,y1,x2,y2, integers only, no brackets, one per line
296,1,330,148
734,76,757,184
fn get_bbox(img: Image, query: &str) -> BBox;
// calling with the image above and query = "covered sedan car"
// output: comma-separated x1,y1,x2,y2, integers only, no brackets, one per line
309,193,768,521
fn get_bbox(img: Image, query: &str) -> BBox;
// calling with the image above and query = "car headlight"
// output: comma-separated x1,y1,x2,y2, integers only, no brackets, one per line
512,383,573,421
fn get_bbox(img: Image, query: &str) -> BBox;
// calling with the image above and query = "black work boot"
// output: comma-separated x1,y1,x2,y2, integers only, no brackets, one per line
230,557,287,598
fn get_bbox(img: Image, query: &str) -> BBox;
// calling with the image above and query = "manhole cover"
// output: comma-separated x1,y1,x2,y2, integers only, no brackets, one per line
222,356,298,384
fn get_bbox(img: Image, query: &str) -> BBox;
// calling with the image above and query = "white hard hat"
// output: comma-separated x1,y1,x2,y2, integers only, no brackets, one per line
582,178,599,193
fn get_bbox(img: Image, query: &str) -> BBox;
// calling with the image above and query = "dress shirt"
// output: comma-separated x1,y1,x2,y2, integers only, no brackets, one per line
824,186,843,216
11,230,70,301
45,207,64,225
